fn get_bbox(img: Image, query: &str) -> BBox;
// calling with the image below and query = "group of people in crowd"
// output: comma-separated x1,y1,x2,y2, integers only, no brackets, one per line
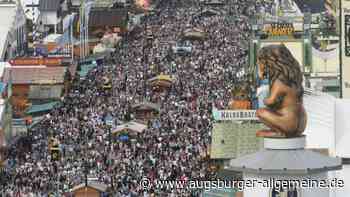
1,0,274,196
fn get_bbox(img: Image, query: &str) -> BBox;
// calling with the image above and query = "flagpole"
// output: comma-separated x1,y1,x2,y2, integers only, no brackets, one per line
83,2,85,60
71,14,74,62
79,5,81,59
85,10,88,58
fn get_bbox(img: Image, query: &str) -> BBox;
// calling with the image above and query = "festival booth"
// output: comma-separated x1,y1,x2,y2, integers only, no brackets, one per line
148,74,172,92
132,102,160,120
71,182,108,197
112,121,147,140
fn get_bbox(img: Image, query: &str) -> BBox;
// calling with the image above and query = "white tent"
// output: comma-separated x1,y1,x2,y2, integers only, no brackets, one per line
112,121,147,134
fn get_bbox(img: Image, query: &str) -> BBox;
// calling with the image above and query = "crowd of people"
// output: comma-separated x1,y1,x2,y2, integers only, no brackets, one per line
1,0,274,196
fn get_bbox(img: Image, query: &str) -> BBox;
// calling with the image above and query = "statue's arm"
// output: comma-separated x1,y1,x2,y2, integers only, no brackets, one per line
264,80,286,106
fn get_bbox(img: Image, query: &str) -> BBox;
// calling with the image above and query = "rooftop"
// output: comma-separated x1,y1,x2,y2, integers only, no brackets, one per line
88,8,128,27
71,181,108,192
228,137,342,175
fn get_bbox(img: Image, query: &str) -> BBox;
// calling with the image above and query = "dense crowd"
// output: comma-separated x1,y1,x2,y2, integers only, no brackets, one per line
1,0,274,196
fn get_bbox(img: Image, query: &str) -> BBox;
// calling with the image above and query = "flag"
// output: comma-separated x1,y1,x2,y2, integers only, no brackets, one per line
63,13,77,32
14,10,26,29
53,14,76,52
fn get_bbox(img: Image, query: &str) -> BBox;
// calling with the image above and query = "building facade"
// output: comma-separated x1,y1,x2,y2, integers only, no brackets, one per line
0,62,13,166
0,0,27,61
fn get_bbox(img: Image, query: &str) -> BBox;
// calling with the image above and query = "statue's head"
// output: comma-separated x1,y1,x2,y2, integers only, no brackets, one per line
257,44,304,99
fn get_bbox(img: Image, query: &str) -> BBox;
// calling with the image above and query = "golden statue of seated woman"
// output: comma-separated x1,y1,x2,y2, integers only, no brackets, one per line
256,44,307,138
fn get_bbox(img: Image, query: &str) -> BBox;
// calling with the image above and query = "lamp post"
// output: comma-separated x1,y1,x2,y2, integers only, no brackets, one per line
142,13,148,99
105,114,113,151
105,114,114,191
79,0,84,60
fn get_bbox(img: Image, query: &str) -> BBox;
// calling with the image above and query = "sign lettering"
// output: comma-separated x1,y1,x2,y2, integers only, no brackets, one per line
213,109,258,121
264,23,294,36
9,58,63,66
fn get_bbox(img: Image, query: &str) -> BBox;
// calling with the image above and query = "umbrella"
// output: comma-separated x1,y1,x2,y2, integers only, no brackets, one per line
119,135,129,141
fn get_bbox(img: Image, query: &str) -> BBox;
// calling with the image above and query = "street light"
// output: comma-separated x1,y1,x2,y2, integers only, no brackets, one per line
104,113,114,191
105,114,113,151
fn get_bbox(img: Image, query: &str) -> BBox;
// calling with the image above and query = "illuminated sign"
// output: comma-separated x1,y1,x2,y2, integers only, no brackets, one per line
264,23,294,36
9,58,63,66
213,109,258,121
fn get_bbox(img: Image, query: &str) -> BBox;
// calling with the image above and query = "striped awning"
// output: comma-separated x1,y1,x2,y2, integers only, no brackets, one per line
26,101,61,115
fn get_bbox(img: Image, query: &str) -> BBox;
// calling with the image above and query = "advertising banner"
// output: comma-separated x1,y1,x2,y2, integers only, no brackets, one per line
9,58,62,66
212,109,258,121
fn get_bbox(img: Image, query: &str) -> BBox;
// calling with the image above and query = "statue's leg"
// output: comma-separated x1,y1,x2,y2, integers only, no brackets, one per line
256,108,296,136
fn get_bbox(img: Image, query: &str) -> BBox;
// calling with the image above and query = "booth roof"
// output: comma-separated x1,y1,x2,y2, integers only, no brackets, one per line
71,181,108,192
132,101,160,112
228,148,342,175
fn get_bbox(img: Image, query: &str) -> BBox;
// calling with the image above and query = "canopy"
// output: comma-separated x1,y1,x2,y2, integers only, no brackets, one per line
26,101,61,115
112,121,147,135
